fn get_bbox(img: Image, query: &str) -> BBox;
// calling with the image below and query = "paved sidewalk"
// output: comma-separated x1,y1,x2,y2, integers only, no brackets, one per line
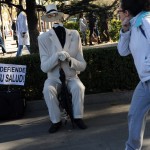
0,91,150,150
0,36,30,58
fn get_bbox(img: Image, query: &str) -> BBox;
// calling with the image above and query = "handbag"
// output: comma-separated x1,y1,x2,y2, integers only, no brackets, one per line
0,90,26,120
91,31,98,42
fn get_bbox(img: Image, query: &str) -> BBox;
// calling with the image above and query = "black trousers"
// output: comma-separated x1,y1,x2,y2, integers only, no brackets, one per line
0,36,6,53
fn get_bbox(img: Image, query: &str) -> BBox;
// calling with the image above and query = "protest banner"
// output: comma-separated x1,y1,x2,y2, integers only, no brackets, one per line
0,64,26,86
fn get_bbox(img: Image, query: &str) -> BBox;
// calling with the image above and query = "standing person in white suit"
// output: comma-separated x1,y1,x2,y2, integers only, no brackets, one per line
16,5,30,57
38,3,87,133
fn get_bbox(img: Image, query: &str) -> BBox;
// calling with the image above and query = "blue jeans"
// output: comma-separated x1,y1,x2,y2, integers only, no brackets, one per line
16,45,30,57
125,81,150,150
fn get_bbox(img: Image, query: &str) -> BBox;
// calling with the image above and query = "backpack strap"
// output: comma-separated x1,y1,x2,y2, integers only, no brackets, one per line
139,25,147,39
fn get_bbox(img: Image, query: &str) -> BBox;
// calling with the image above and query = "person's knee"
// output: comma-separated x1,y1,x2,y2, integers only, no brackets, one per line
71,83,85,94
43,85,57,96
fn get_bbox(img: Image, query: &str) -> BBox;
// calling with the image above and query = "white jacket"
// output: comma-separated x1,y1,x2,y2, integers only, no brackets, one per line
79,17,87,32
16,12,30,45
117,13,150,82
38,28,86,82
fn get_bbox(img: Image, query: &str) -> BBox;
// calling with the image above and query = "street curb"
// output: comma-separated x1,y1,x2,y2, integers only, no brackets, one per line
26,91,133,112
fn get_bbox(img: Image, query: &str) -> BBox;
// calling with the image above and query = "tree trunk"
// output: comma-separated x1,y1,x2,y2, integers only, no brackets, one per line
99,12,110,42
26,0,39,53
19,0,22,5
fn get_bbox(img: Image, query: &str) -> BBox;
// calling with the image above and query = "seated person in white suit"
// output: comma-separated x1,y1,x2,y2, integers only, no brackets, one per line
38,3,87,133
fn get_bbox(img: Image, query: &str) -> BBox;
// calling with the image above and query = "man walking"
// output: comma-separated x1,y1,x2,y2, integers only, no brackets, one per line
16,5,30,57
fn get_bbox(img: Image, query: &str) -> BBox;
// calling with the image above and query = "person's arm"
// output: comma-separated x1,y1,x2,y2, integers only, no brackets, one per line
38,35,60,73
117,30,131,56
69,31,86,72
117,15,132,56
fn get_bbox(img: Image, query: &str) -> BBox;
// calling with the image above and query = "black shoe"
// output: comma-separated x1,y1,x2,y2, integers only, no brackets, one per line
98,41,102,44
2,52,6,56
74,119,87,129
48,121,62,133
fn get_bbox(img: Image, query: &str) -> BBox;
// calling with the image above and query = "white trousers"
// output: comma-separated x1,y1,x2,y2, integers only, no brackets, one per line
43,78,85,123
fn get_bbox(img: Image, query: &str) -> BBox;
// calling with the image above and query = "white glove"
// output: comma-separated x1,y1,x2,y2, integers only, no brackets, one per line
64,51,71,62
58,51,70,61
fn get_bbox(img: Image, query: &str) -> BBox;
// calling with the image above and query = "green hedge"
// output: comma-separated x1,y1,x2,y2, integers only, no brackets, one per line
108,19,121,42
0,47,139,101
64,22,79,31
81,47,139,93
